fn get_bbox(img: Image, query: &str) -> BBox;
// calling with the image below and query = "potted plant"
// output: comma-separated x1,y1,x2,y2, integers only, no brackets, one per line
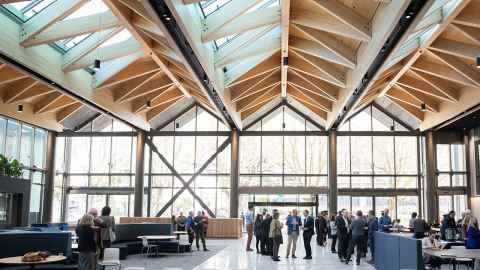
0,154,23,178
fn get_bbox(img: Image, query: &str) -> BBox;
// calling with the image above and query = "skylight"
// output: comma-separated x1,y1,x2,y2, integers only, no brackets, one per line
199,0,232,17
199,0,279,50
2,0,56,22
64,0,108,20
100,28,132,47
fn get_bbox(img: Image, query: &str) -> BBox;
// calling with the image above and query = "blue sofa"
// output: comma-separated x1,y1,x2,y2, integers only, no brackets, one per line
111,223,190,259
0,230,72,261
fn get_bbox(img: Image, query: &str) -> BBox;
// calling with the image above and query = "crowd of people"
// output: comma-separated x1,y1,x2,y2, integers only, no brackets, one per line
242,207,480,267
171,211,210,252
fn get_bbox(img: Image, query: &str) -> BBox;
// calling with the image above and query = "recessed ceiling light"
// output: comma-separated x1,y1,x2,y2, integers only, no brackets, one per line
94,59,101,71
420,103,427,112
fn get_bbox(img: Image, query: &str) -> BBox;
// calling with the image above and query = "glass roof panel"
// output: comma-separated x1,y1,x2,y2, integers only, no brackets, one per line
54,33,91,51
200,0,279,50
199,0,232,17
100,28,131,47
2,0,56,22
64,0,108,20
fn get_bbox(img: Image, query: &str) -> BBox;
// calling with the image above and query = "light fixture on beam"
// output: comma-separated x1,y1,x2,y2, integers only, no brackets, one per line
477,55,480,68
17,104,23,113
420,103,427,112
146,100,152,109
93,59,101,71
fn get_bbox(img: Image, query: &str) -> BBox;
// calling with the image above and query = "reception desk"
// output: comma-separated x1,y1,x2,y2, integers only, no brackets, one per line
119,217,243,239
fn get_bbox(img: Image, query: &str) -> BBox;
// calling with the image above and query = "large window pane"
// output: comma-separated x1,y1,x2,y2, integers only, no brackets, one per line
196,175,217,188
306,136,327,174
29,184,42,223
284,136,305,174
372,106,393,131
284,176,305,187
436,144,450,171
5,120,20,160
88,195,106,212
262,107,283,131
351,197,372,214
240,136,261,174
262,176,282,187
373,136,394,174
33,129,46,168
284,107,305,131
55,137,65,173
350,108,371,131
374,177,394,189
439,195,452,219
174,136,195,173
217,137,231,174
375,197,396,219
172,189,194,215
90,176,109,187
338,196,351,212
351,136,372,174
68,194,86,222
239,176,259,187
175,107,196,131
151,188,172,217
261,136,283,174
196,107,218,131
395,136,417,174
152,136,174,174
397,196,418,226
90,137,111,173
337,136,350,174
20,125,33,167
0,117,6,155
351,176,372,189
109,195,129,217
306,176,327,187
216,189,230,217
397,176,417,189
195,136,217,173
451,144,465,172
70,137,90,173
111,137,132,173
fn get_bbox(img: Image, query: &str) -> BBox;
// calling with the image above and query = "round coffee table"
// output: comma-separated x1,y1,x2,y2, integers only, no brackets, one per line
0,255,66,269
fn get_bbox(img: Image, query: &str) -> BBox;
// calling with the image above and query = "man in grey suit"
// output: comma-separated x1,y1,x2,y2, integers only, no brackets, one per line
346,210,367,265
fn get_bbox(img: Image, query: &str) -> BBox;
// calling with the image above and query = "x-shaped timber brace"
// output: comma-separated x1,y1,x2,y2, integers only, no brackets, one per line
145,135,232,218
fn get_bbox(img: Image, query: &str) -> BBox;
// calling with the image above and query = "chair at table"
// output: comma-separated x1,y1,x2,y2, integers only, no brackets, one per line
141,237,159,257
99,248,122,270
451,246,474,270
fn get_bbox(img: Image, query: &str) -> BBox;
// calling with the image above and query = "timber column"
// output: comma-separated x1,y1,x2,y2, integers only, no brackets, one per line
230,129,240,218
134,131,146,217
328,130,337,215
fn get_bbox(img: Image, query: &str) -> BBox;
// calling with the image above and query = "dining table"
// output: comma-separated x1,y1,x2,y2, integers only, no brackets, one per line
424,248,480,270
0,255,66,270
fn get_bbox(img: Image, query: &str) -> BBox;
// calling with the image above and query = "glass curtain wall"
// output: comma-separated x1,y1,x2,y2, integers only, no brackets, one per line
238,106,328,214
56,118,136,223
146,105,231,218
436,143,468,219
0,115,47,223
337,105,420,225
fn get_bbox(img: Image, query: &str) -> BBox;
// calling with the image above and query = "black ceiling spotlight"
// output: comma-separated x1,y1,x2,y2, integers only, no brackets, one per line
282,57,288,66
476,55,480,68
93,59,101,71
390,125,395,131
162,13,171,21
222,66,228,73
17,104,23,113
420,103,427,112
146,100,152,108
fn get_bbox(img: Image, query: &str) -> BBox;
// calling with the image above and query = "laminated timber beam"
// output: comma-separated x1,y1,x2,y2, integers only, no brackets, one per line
0,13,150,130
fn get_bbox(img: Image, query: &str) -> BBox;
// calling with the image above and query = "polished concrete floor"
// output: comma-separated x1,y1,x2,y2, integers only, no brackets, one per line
192,236,375,270
122,234,376,270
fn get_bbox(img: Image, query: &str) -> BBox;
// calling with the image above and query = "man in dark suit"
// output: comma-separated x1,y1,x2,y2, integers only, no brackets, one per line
302,209,314,260
261,213,273,256
336,209,350,262
315,211,327,246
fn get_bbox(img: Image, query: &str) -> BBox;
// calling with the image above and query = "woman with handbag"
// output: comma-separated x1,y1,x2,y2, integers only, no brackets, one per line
99,206,116,259
269,210,283,262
